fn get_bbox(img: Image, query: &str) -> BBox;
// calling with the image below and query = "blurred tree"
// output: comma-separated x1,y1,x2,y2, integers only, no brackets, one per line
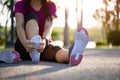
0,0,16,47
52,0,70,47
93,0,120,45
64,7,69,47
76,0,83,29
0,0,11,41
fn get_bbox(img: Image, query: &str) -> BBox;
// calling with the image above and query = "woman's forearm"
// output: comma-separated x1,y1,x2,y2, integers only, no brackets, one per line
42,20,53,39
15,13,27,46
17,25,27,45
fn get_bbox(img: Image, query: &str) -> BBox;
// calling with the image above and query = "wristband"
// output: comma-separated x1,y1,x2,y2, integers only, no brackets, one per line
42,37,49,45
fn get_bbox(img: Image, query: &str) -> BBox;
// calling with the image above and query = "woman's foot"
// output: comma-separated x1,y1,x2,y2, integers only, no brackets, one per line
69,28,89,66
0,49,20,63
30,35,41,62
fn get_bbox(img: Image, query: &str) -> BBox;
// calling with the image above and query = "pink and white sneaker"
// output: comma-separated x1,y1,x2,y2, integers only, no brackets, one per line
69,28,89,66
0,49,20,63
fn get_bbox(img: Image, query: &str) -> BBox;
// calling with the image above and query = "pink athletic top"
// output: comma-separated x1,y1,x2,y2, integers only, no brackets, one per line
14,0,57,36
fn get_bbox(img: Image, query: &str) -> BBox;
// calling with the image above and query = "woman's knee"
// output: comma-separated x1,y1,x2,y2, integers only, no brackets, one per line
26,19,39,29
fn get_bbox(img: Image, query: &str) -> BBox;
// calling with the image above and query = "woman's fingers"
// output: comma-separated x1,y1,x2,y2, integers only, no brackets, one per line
25,40,46,53
26,46,35,53
36,42,45,52
25,41,36,53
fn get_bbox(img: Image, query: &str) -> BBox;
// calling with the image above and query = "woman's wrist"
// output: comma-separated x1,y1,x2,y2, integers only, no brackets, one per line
20,39,27,46
42,37,49,45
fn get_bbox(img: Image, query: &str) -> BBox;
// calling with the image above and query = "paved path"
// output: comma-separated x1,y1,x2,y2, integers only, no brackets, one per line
0,49,120,80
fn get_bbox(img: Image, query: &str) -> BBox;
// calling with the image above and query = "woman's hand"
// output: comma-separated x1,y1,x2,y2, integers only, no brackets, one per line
36,39,46,52
23,40,36,53
23,39,46,53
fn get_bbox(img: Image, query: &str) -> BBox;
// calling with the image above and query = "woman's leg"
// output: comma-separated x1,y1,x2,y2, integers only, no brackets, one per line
15,19,40,61
25,19,42,62
55,27,89,66
25,19,39,40
14,12,41,62
55,49,69,63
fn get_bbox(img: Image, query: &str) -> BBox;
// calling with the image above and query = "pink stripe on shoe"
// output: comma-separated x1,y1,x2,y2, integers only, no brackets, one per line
70,54,83,66
77,27,88,35
12,50,20,63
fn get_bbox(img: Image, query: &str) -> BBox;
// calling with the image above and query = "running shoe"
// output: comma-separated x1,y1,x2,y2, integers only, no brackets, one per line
69,27,89,66
0,49,20,63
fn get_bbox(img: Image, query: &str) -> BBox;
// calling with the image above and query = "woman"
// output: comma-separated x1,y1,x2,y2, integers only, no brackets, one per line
0,0,89,66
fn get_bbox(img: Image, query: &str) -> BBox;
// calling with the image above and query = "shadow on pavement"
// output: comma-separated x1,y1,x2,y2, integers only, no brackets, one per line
0,61,72,80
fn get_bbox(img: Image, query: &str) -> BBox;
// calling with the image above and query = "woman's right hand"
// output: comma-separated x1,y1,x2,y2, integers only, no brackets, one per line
36,39,46,52
23,40,36,53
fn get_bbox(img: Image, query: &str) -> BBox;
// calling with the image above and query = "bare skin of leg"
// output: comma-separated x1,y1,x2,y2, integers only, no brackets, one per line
25,19,69,63
25,19,39,40
55,49,69,63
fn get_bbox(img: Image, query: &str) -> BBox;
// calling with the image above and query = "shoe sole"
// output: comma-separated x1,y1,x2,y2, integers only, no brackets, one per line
70,28,89,66
0,49,20,63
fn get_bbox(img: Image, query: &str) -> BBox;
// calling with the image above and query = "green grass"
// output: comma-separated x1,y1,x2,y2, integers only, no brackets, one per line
0,45,5,50
96,45,120,49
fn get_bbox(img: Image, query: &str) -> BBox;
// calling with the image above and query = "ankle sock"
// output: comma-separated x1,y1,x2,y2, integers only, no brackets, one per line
30,35,41,62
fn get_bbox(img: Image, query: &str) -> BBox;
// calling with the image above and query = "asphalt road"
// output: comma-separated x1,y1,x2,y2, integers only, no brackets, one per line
0,49,120,80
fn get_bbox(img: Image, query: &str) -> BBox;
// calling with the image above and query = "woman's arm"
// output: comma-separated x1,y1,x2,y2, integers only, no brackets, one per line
15,13,27,45
42,16,55,39
42,20,53,39
15,13,35,53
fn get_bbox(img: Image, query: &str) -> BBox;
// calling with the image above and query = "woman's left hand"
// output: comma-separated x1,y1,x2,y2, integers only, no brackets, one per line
36,39,46,52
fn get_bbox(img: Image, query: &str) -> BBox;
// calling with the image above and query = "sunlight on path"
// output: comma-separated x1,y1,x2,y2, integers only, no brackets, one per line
86,41,96,49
